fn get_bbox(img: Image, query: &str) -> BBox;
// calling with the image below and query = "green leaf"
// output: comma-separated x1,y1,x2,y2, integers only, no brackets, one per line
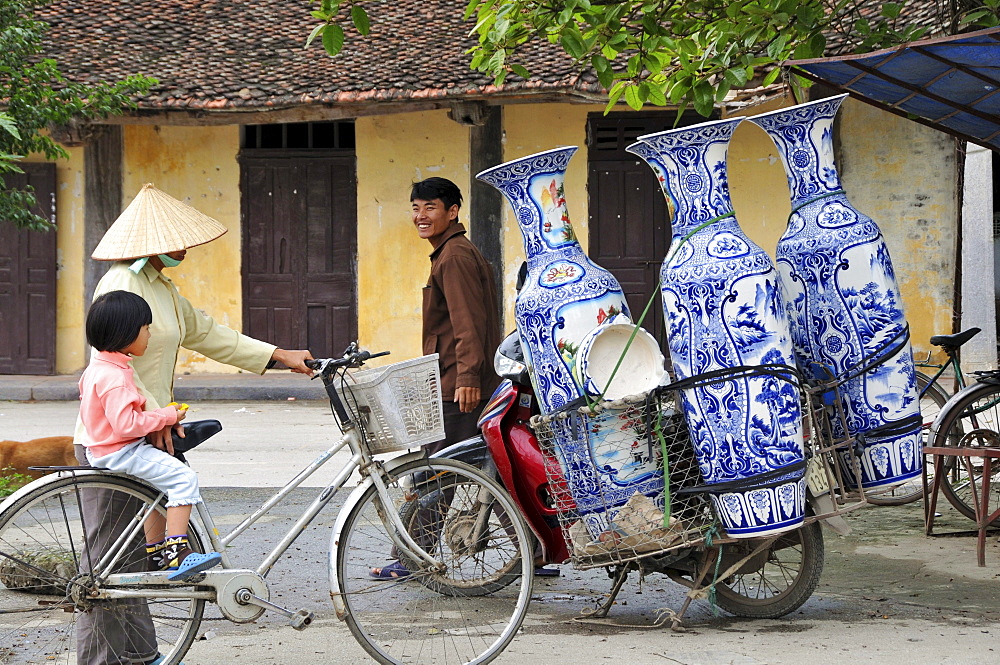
305,22,326,48
881,2,901,18
646,84,667,106
766,34,789,60
592,54,613,89
692,82,715,117
351,5,370,36
762,67,782,86
0,114,19,139
560,29,587,59
723,66,748,87
322,23,345,55
510,63,530,79
607,80,627,107
624,85,643,110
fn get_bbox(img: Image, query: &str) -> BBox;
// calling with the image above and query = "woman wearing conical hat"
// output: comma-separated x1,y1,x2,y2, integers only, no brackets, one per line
73,183,314,665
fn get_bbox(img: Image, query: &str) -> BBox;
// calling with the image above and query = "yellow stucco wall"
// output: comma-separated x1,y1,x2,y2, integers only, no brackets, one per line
121,124,244,373
355,111,471,359
726,96,795,256
24,147,87,374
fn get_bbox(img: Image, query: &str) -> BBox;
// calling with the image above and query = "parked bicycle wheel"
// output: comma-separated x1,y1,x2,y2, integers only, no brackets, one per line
335,457,533,665
929,380,1000,526
712,520,825,619
0,473,207,665
867,370,951,506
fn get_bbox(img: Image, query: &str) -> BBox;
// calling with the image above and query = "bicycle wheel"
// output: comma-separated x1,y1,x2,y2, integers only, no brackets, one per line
930,381,1000,526
712,521,825,619
396,475,523,597
335,457,533,665
0,473,206,665
867,370,950,506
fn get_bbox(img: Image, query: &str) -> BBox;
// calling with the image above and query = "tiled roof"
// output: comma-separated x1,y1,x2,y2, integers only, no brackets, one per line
35,0,950,116
35,0,603,114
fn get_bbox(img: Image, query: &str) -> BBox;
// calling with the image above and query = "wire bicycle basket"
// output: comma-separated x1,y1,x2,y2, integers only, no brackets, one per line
342,354,445,454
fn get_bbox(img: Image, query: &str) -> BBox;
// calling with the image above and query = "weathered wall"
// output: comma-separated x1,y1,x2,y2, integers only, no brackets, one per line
36,96,958,377
24,147,87,374
726,95,795,256
838,99,958,360
121,124,245,373
355,111,470,360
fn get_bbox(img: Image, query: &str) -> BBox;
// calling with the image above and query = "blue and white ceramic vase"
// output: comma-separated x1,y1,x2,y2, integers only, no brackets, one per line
476,147,631,414
631,119,806,538
748,94,921,490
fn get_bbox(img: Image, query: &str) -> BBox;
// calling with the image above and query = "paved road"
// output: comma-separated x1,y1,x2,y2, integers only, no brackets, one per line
3,400,1000,664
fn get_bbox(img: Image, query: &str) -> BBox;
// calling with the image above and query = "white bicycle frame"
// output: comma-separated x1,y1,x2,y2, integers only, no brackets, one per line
9,422,449,613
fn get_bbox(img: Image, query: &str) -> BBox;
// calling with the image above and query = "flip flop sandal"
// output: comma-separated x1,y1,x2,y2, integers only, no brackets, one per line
167,551,222,582
369,560,411,580
534,566,561,577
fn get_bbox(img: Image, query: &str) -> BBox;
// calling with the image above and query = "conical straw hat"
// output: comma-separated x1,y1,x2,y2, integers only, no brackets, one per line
92,183,228,261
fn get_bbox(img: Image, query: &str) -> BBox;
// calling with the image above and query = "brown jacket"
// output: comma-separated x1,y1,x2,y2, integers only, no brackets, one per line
423,223,501,401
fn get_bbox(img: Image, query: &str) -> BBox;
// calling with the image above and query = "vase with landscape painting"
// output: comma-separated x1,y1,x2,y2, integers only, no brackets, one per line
747,94,921,490
630,119,806,538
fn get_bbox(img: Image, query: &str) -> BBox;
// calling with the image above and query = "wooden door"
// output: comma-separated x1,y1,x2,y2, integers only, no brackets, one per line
586,111,712,347
239,153,357,358
0,163,58,374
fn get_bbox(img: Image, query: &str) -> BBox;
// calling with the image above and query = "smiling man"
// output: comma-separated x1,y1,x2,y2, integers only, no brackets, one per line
412,177,501,440
370,176,501,580
370,178,500,580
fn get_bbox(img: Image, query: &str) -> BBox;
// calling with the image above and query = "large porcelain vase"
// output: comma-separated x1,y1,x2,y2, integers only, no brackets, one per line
476,147,632,414
748,95,921,490
632,119,807,538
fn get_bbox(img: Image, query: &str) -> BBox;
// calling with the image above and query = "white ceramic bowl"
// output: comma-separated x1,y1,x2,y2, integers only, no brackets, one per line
574,315,665,400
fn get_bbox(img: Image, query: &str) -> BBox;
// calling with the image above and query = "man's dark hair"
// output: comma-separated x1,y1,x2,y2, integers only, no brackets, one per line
410,177,463,211
86,290,153,352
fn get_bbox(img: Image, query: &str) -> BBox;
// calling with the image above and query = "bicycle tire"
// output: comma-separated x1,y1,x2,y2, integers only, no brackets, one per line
867,370,950,506
396,477,522,597
930,381,1000,526
0,473,206,665
712,520,824,619
335,457,533,665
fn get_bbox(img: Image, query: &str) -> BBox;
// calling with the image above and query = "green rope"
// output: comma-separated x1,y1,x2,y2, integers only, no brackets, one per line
654,409,672,528
790,189,845,214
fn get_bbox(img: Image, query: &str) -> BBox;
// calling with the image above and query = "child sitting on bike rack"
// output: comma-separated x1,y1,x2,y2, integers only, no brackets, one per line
78,289,222,582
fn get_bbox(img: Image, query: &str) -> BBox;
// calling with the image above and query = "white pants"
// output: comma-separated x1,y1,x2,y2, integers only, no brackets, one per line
87,440,202,507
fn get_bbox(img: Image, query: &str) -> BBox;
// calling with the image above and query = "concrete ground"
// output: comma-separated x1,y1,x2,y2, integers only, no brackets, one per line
2,399,1000,665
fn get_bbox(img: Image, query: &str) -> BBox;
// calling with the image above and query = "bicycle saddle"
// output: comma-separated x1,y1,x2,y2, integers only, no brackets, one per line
172,419,222,463
930,327,981,349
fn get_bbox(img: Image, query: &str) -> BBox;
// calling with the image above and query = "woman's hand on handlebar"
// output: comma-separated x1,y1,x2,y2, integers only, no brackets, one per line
271,348,315,375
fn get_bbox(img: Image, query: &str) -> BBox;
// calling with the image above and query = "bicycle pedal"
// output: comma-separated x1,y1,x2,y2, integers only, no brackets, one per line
289,609,314,630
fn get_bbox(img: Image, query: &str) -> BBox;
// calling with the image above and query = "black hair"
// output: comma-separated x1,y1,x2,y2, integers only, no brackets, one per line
86,290,153,352
410,177,463,211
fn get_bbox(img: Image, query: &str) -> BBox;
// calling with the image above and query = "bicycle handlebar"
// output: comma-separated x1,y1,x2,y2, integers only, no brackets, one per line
305,346,390,374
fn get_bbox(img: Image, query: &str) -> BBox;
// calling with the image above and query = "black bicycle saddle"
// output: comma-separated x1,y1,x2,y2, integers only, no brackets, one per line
171,419,222,463
929,327,981,349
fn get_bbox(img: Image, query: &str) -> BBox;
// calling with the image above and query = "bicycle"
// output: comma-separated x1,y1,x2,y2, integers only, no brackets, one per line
864,327,980,506
926,369,1000,527
0,344,534,665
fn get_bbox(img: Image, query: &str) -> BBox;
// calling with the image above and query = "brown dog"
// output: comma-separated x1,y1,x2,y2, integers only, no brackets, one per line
0,436,78,480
